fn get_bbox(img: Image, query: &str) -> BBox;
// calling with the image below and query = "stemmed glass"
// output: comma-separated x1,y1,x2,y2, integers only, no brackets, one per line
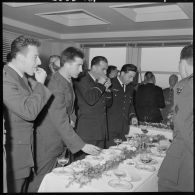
113,169,127,183
125,134,133,144
113,138,122,147
57,149,70,171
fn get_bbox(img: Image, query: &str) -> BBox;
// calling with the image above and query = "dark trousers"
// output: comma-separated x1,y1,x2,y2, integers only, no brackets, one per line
7,177,28,193
27,157,57,192
73,140,106,162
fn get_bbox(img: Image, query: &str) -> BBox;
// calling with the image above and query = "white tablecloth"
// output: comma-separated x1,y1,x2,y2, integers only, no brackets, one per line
38,126,172,192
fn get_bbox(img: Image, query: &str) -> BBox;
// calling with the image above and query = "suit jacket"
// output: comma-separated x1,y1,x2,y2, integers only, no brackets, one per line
74,72,112,141
3,65,51,179
107,77,136,137
158,75,193,191
34,71,85,163
135,83,165,123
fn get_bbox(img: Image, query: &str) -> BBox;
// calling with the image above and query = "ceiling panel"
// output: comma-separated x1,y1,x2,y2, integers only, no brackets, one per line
2,2,193,42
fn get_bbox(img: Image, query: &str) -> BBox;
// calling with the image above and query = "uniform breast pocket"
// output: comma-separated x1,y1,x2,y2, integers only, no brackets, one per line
112,89,119,97
129,97,133,104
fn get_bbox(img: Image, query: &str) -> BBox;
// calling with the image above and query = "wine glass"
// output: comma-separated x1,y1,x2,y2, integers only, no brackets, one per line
113,138,122,147
57,156,69,171
57,149,70,171
114,169,126,183
125,134,133,144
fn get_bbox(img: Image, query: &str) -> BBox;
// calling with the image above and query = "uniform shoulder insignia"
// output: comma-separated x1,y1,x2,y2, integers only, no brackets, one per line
176,86,183,95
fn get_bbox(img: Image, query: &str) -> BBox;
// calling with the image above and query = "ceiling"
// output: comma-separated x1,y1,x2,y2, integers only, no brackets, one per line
3,2,193,43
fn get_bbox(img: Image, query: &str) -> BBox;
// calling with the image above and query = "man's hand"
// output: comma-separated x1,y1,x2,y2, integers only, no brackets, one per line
70,120,75,128
131,117,138,125
34,67,47,84
97,76,107,85
81,144,102,156
104,78,112,90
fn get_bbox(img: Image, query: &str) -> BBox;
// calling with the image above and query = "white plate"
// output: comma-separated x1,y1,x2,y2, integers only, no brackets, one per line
127,172,142,182
135,164,156,172
150,147,166,157
52,167,74,176
108,179,133,191
85,155,104,161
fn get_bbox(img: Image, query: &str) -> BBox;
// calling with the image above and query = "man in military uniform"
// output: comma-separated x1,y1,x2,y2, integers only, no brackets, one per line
74,56,112,160
158,44,193,192
161,74,178,128
106,64,138,147
3,35,52,192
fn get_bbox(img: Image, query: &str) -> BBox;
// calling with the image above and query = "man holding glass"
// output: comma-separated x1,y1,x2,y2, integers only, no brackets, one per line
158,44,193,192
3,35,52,193
74,56,112,160
106,64,138,148
28,47,101,192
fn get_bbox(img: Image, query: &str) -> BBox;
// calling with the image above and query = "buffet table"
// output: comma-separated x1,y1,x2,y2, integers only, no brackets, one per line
38,125,173,192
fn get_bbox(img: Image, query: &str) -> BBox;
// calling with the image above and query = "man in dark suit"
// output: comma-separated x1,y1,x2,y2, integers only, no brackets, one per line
27,47,101,192
3,35,51,193
106,64,138,147
135,71,165,123
161,74,178,128
158,44,193,192
74,56,112,160
107,65,119,79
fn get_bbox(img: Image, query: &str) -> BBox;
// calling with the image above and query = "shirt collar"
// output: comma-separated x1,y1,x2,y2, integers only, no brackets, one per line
117,76,124,86
88,71,96,82
8,63,24,78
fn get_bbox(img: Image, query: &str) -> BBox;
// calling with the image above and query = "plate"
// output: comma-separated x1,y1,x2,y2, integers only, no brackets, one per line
109,146,123,151
108,179,133,190
128,172,142,182
135,164,156,172
150,147,166,157
52,167,74,176
85,155,103,161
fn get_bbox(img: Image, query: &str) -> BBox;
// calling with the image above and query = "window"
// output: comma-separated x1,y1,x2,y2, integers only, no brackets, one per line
89,47,126,70
140,47,182,88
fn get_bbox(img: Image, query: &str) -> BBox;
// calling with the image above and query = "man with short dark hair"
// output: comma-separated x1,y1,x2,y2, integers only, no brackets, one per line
158,44,193,192
74,56,112,160
28,47,101,192
107,65,118,78
135,71,165,123
106,64,138,147
3,35,51,192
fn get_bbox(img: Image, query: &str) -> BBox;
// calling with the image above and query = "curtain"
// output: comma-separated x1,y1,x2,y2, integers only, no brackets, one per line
126,46,142,85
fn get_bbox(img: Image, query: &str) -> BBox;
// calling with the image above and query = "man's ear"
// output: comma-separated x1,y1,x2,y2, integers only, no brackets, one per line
17,53,25,64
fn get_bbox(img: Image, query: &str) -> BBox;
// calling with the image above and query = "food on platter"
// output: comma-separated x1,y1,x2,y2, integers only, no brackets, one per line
108,179,133,190
135,164,156,172
52,167,74,176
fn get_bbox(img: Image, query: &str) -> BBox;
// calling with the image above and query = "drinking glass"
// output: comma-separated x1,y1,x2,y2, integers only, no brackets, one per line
114,169,126,183
57,149,70,170
57,156,69,170
125,134,133,143
113,138,122,147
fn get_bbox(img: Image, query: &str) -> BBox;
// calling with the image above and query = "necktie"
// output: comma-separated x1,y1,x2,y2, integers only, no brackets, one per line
22,76,31,90
122,84,125,92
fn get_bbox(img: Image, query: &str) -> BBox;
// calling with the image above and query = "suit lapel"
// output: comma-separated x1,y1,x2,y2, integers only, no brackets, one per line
4,65,31,93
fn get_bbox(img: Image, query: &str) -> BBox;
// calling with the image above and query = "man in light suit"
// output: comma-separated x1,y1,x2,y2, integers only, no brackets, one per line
28,47,101,192
74,56,112,160
3,35,51,193
158,44,193,192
